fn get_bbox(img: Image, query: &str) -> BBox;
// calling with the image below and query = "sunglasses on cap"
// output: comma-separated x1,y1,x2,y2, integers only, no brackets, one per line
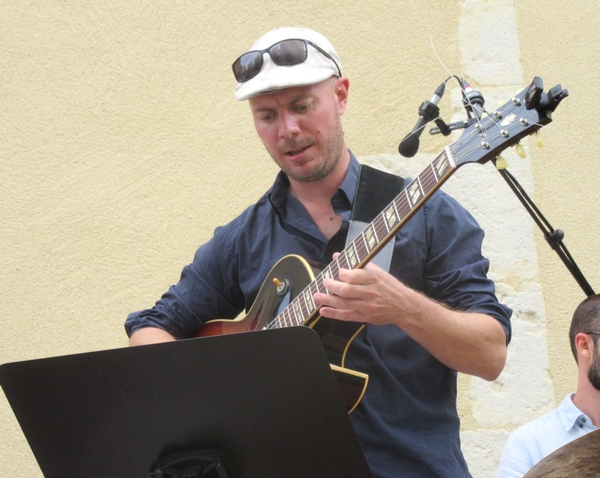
232,38,342,83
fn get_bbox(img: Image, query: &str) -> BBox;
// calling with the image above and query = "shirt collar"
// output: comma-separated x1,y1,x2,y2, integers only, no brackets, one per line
338,151,360,205
268,150,360,211
558,393,593,431
269,171,290,209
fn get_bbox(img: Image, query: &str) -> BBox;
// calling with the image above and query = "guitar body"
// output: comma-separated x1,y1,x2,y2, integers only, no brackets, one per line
197,254,368,413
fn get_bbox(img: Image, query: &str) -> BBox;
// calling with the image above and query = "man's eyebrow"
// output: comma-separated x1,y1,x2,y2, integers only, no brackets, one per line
252,94,314,114
293,92,312,100
290,93,313,104
252,105,275,114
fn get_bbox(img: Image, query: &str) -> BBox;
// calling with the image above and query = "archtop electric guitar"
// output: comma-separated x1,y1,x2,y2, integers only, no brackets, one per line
197,77,568,413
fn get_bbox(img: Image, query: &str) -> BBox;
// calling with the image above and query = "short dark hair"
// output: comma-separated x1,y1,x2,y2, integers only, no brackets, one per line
569,294,600,362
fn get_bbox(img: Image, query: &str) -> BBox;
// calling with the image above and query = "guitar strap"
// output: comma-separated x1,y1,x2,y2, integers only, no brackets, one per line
345,164,405,272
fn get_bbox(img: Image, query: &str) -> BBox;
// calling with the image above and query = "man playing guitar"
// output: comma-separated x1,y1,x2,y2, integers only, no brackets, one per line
126,27,512,477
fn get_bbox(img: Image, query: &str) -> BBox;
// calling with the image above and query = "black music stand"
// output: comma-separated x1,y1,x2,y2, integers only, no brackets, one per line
0,327,372,478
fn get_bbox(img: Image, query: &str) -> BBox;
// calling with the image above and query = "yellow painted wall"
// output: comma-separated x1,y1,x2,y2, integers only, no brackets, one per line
1,1,598,476
516,0,600,404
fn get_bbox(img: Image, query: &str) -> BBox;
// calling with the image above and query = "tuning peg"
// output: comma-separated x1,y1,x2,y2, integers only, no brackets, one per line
516,143,526,158
495,155,508,170
535,132,543,147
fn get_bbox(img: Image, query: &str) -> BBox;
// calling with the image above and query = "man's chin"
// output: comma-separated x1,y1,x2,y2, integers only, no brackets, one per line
287,161,336,183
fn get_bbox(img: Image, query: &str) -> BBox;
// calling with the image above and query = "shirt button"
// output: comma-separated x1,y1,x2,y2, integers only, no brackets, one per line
582,417,587,423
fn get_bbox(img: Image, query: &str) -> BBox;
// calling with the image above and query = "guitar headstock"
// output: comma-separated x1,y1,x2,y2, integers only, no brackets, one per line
452,77,568,167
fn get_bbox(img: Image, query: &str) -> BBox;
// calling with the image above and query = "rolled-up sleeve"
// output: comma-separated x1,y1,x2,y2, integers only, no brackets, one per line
391,187,512,343
125,224,244,339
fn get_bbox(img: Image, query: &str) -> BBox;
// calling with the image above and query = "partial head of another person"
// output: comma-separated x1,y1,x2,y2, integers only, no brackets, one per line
569,294,600,390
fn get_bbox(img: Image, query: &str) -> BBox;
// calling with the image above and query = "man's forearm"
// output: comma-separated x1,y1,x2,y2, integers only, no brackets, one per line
397,292,507,381
128,327,176,346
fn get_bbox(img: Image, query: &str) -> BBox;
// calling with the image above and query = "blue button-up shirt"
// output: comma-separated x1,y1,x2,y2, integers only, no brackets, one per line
497,394,597,477
126,152,512,477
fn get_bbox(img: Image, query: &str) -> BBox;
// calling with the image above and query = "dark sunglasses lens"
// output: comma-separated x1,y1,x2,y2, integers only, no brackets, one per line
233,52,263,82
269,39,307,66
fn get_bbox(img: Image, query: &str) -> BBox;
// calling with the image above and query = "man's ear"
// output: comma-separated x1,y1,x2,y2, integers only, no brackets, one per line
334,77,350,116
575,332,594,361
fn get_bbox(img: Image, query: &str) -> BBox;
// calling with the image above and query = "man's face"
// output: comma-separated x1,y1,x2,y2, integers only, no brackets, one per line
587,335,600,391
248,77,348,183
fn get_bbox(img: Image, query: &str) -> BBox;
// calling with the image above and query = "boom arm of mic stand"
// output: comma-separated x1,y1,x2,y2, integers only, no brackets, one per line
493,162,595,297
429,119,472,136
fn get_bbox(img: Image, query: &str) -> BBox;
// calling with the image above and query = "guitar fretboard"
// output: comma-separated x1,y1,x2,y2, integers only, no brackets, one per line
271,146,458,329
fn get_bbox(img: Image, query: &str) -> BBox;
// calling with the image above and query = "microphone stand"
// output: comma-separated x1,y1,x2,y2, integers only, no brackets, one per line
492,162,595,297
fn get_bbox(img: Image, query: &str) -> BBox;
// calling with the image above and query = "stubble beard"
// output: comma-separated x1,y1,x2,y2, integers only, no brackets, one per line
271,109,345,183
588,341,600,391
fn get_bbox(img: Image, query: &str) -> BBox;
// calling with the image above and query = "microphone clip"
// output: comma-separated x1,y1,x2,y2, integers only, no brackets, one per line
429,119,470,136
419,95,452,136
417,98,441,125
418,100,453,136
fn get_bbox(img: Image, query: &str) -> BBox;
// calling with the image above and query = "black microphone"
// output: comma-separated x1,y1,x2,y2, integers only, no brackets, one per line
460,78,485,119
399,82,445,158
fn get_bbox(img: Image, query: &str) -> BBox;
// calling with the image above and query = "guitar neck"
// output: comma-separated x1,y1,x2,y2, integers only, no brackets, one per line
273,146,458,329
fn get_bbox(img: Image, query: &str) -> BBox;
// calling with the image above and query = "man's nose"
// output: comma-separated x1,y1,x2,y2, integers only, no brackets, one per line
278,112,301,138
